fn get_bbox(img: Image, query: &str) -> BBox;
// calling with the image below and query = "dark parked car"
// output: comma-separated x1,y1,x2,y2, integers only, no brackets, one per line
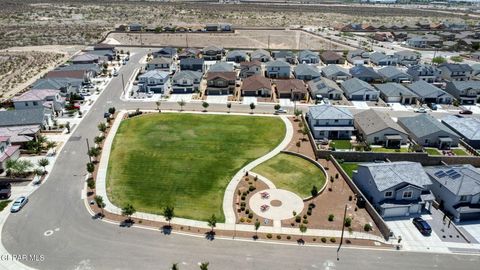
0,182,11,199
413,217,432,236
459,109,473,115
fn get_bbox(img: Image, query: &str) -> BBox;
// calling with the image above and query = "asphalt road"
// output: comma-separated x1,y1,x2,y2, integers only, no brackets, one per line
2,48,479,270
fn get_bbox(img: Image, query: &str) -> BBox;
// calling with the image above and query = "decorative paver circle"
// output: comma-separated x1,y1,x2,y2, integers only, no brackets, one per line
249,189,304,220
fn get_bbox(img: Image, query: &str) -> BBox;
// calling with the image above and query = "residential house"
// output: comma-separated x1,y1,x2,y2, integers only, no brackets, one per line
226,50,249,63
407,64,442,83
374,32,393,42
471,52,480,61
341,78,379,101
208,62,234,72
406,36,428,48
354,109,408,147
93,43,115,52
352,162,433,218
202,46,224,61
87,50,115,61
321,65,352,82
272,51,296,64
306,105,354,140
425,165,480,222
294,64,321,81
369,52,398,66
320,51,344,65
180,58,205,72
394,50,420,66
56,63,101,78
45,70,92,83
308,77,344,100
375,83,418,104
128,23,142,32
32,78,83,95
171,71,202,94
442,115,480,149
438,63,473,82
178,48,201,59
398,114,459,149
349,65,382,82
274,79,308,101
152,47,177,59
406,81,453,104
265,60,291,79
146,57,171,71
407,35,442,48
0,136,20,172
239,61,262,78
0,125,40,146
445,81,480,105
298,50,320,64
0,108,52,129
205,72,236,95
137,70,170,93
250,49,271,62
71,53,100,64
378,66,413,83
240,75,272,97
392,32,408,41
12,89,65,114
347,50,370,65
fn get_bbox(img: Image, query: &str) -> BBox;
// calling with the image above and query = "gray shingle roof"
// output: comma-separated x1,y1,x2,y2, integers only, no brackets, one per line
294,64,320,78
439,63,473,73
265,60,290,68
425,165,480,196
180,58,204,65
298,50,319,60
321,65,350,78
138,70,169,80
32,78,83,90
209,62,234,72
355,109,407,136
398,114,458,139
377,66,412,80
0,108,47,127
251,49,271,59
307,104,353,120
448,80,480,91
442,115,480,141
172,70,202,81
406,81,451,99
341,78,378,96
360,161,432,192
226,50,248,59
308,77,343,96
375,83,417,97
349,65,382,79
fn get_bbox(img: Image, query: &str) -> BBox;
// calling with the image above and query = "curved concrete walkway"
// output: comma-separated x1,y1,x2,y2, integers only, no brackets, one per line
222,116,293,224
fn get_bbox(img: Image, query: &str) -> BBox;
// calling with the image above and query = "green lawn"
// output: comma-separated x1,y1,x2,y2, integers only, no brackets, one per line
339,162,358,179
107,113,285,222
452,148,469,156
252,153,326,198
425,148,441,156
331,140,352,150
0,200,11,212
371,147,409,153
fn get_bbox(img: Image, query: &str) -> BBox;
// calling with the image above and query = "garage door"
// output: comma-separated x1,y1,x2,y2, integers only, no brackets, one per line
383,206,409,218
351,95,364,100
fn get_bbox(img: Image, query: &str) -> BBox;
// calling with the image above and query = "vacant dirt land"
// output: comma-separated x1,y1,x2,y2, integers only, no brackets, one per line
107,29,354,50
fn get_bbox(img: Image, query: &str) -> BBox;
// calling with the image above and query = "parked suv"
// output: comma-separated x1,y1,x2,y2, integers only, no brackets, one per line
412,217,432,236
0,182,12,199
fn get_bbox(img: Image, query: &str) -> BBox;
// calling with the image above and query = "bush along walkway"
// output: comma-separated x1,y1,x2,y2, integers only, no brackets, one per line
91,110,389,247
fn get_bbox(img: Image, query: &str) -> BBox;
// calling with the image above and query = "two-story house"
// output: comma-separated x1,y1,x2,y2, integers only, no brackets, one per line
394,50,420,66
239,60,262,78
202,46,224,61
341,78,379,101
426,165,480,222
306,105,354,140
298,50,320,64
445,81,480,105
226,50,249,63
265,60,291,79
353,162,433,218
0,136,20,172
12,89,65,114
406,64,442,83
171,71,202,94
146,57,171,71
138,70,170,93
180,58,205,72
438,63,473,81
205,72,236,95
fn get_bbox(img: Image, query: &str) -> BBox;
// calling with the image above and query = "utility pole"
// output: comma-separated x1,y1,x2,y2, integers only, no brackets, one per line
337,204,347,261
185,33,189,48
86,138,92,163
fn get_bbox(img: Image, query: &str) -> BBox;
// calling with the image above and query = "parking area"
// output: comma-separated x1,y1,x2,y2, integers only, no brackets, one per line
242,96,258,105
169,94,193,103
206,95,229,104
463,105,480,114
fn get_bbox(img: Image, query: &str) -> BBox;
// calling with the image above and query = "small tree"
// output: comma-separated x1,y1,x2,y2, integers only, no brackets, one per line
87,178,95,190
86,162,95,174
274,104,281,111
295,141,301,152
38,158,49,174
299,224,307,240
294,108,303,120
88,147,101,161
94,195,106,217
156,100,161,111
311,185,318,197
254,219,261,239
122,203,136,223
163,205,175,227
98,122,107,133
199,262,209,270
344,217,352,227
33,168,44,179
432,56,446,65
226,102,232,113
249,102,256,114
94,135,104,145
171,263,179,270
202,101,209,112
178,100,186,111
207,214,217,233
108,107,116,115
301,125,309,140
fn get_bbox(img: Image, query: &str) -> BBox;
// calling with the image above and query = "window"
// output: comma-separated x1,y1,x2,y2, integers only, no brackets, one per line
459,195,467,202
33,101,38,106
385,191,393,198
25,102,29,106
403,191,413,199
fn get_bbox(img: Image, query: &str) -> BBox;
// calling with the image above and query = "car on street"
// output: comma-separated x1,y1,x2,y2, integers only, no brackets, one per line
428,103,438,110
10,196,28,213
275,108,287,114
414,107,427,113
112,69,118,76
459,109,473,115
412,217,432,236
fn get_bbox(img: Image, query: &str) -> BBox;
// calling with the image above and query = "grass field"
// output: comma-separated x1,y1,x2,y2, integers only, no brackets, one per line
425,148,441,156
107,113,285,222
252,153,326,198
339,162,359,178
452,148,469,156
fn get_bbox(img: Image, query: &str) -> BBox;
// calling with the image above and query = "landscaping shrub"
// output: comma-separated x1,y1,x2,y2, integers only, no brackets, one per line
335,173,339,179
302,219,308,224
237,190,241,195
248,213,253,219
240,206,245,211
286,235,291,240
330,176,334,182
308,203,315,209
276,235,281,240
241,196,246,201
246,218,252,223
292,211,297,216
346,239,351,244
311,185,318,197
266,233,272,239
248,185,256,192
242,191,248,196
313,238,316,242
344,217,352,227
240,202,246,207
364,223,372,232
245,209,250,214
348,195,353,201
307,209,312,216
328,214,334,222
330,237,336,243
321,237,327,243
295,216,301,223
303,214,307,219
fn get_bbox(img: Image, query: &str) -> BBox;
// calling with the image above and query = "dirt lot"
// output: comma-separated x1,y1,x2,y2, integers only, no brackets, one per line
107,29,353,50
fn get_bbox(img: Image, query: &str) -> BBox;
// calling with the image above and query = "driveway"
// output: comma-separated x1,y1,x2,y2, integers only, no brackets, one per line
242,96,257,105
169,93,193,103
279,98,294,107
352,101,369,109
387,103,411,112
457,221,480,244
206,95,229,104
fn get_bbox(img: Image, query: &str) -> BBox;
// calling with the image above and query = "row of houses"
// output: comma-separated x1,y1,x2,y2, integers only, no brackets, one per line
119,23,233,33
336,21,470,32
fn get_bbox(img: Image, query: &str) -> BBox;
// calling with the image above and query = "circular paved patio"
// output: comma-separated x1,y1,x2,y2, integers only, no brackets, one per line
249,189,304,220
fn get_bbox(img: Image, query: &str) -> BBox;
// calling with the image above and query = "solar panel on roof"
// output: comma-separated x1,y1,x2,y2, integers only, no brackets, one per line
451,173,462,179
445,169,456,175
434,171,447,178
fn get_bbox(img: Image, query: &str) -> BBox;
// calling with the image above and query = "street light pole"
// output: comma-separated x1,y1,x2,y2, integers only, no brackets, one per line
337,204,347,261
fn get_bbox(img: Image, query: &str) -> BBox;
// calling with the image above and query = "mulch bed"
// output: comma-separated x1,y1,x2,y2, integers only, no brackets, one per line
233,174,273,226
